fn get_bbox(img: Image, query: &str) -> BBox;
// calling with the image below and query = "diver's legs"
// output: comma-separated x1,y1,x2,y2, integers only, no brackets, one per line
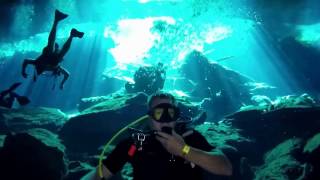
22,59,36,78
58,67,70,90
47,10,68,53
57,36,72,61
8,82,22,92
58,28,84,60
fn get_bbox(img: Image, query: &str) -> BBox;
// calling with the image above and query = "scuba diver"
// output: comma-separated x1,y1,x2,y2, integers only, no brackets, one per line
21,10,84,90
0,82,30,108
82,92,232,180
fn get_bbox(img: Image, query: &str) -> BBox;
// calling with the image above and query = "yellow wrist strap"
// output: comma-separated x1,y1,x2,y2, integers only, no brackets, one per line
182,144,190,156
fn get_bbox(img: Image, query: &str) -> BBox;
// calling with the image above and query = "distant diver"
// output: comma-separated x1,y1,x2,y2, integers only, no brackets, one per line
21,10,84,89
0,82,30,108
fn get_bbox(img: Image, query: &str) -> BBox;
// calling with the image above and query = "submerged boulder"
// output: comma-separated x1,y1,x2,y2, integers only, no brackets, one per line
280,36,320,95
225,94,320,165
125,63,166,95
0,128,67,180
77,96,111,112
0,111,9,134
211,94,320,179
0,107,68,134
195,122,253,179
59,93,148,155
63,161,93,180
254,138,311,180
180,50,274,121
303,133,320,179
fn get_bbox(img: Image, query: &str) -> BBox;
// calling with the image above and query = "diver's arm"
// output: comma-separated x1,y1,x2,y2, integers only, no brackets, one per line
22,59,34,78
156,131,233,176
81,165,113,180
181,146,233,176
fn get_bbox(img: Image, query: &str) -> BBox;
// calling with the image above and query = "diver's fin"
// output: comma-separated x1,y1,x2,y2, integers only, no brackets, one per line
16,96,30,106
8,82,22,92
71,28,84,38
55,9,68,22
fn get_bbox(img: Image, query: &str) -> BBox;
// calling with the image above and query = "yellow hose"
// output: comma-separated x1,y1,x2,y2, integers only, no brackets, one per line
98,115,149,178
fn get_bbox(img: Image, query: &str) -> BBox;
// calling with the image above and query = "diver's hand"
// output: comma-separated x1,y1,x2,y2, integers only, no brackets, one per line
156,130,186,157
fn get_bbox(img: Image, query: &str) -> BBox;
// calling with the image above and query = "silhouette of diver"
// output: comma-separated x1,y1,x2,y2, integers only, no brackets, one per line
21,10,84,89
0,82,30,109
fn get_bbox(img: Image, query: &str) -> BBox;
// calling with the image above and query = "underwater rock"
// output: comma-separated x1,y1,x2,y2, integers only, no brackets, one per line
25,128,66,152
165,77,196,93
279,36,320,95
181,50,265,121
254,138,311,180
0,129,67,180
63,161,93,180
100,75,127,95
195,122,250,148
0,111,10,134
125,92,149,105
121,163,134,180
78,92,149,112
125,63,166,95
59,93,149,155
175,95,203,120
195,122,253,180
245,93,317,112
78,96,111,112
80,93,146,114
303,133,320,179
0,107,68,134
304,133,320,154
225,94,320,164
0,135,5,147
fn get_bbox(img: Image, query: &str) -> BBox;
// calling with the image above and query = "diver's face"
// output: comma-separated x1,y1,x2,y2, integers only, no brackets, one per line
148,98,176,132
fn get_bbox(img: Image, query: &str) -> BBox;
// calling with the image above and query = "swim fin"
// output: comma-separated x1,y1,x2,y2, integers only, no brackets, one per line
16,96,30,106
71,28,84,38
55,9,68,22
8,82,22,92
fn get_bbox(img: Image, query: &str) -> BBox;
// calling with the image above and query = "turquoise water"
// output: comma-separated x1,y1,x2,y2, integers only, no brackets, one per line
0,1,320,180
0,0,319,111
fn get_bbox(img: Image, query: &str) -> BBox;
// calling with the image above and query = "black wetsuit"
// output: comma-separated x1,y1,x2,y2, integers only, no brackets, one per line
103,130,214,180
34,48,60,75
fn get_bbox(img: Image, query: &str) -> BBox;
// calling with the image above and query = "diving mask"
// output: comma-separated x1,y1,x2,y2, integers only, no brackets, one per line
148,103,180,123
